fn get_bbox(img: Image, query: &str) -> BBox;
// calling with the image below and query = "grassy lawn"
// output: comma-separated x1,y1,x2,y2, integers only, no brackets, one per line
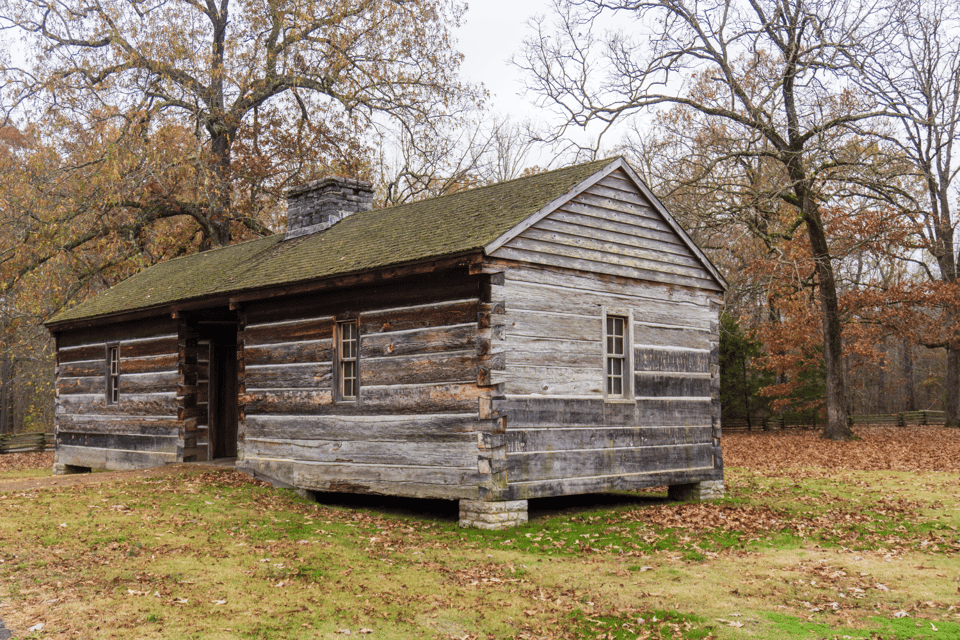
0,429,959,639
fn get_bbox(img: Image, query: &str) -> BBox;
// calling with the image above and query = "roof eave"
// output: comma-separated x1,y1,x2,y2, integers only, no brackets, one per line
45,250,484,334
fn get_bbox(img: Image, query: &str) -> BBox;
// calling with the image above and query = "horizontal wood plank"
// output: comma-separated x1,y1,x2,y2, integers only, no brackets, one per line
500,425,714,453
244,383,485,416
58,393,178,417
55,415,181,435
635,349,711,373
506,443,715,482
634,373,712,398
245,340,333,366
500,466,723,500
242,414,484,441
57,432,179,453
243,437,477,467
55,444,177,470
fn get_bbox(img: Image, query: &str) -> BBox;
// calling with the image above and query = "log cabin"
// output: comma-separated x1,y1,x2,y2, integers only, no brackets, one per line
45,157,727,529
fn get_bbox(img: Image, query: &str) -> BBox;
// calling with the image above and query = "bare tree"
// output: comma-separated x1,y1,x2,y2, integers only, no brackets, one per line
520,0,894,439
858,0,960,427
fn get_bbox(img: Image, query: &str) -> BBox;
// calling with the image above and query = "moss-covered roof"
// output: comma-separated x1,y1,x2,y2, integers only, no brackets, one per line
48,158,614,326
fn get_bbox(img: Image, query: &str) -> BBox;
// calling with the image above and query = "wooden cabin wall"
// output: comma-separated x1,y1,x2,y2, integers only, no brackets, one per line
237,270,497,499
486,263,722,501
54,317,181,470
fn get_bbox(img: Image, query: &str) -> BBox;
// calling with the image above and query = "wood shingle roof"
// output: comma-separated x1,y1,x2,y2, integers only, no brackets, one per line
48,158,621,327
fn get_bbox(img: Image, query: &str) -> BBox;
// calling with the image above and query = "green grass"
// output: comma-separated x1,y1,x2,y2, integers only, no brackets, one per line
0,465,958,638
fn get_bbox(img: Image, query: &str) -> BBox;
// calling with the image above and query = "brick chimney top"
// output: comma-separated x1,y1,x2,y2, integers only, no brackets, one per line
284,176,374,240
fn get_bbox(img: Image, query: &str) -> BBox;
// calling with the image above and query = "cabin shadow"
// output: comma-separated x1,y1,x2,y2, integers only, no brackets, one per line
299,490,671,526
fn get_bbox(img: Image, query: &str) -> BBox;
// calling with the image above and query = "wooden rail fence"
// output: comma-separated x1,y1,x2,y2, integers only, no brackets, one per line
0,431,54,454
724,410,947,432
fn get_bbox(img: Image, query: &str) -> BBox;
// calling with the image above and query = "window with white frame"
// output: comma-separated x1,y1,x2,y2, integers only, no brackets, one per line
603,310,633,400
106,343,120,405
336,320,359,402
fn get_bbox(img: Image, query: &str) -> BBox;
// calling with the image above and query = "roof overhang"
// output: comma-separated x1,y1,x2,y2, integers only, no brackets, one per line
46,251,484,334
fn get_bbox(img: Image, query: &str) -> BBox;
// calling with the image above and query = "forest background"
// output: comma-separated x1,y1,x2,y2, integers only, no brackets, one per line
0,0,958,439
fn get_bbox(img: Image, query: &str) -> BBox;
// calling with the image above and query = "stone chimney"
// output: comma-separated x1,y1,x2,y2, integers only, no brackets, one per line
284,176,374,240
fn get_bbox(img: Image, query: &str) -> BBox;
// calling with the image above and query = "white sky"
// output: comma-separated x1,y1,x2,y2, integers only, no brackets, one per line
454,0,551,121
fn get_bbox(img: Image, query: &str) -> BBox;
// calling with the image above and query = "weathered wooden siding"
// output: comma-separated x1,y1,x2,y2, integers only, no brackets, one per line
483,261,722,501
237,271,497,499
55,318,181,470
491,168,722,293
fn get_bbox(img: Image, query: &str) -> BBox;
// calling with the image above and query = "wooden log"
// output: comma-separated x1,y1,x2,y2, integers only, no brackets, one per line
54,444,177,470
244,383,486,416
242,436,477,467
243,318,335,347
58,393,178,417
51,415,182,435
58,371,179,395
634,373,712,398
506,443,715,482
500,425,714,453
245,340,333,366
243,271,481,325
238,459,481,500
634,325,713,351
361,324,478,360
493,242,718,291
289,460,483,496
635,348,711,373
245,363,334,390
502,278,713,330
499,466,724,501
361,352,478,387
498,366,604,396
57,317,178,348
516,226,709,277
498,262,714,306
360,299,481,335
57,432,179,452
504,311,600,342
242,414,484,441
495,397,635,428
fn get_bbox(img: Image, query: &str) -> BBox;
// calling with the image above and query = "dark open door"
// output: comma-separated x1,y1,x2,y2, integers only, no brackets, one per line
203,324,238,459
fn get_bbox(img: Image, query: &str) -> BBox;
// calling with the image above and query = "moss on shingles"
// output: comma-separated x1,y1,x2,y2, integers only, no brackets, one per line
49,158,614,325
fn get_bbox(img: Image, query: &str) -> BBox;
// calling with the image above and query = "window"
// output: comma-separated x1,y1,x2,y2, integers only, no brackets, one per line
336,320,359,402
106,343,120,404
603,309,633,401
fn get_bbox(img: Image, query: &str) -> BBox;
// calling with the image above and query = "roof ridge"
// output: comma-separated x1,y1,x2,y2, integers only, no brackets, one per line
356,156,620,218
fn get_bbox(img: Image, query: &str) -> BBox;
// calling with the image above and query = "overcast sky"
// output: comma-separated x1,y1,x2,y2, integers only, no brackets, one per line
454,0,549,121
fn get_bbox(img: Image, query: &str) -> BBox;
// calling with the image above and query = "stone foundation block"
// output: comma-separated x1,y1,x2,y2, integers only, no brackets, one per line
668,480,725,502
459,499,528,530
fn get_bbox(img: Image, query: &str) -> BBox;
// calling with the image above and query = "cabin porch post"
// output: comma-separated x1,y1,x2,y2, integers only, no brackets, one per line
458,499,528,530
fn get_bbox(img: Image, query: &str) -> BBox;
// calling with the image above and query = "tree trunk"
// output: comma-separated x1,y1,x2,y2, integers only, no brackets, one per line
902,338,916,412
794,181,854,440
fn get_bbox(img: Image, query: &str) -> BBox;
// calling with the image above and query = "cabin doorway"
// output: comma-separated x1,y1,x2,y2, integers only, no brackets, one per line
200,322,238,460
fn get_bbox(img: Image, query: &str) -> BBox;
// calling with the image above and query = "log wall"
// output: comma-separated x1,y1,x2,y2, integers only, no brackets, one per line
237,271,496,499
486,168,723,501
54,317,182,470
482,262,722,500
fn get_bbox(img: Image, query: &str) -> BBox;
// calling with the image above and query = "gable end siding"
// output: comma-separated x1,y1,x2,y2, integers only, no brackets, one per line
490,169,721,291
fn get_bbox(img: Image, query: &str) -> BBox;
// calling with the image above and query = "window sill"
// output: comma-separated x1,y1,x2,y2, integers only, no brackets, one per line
603,397,636,405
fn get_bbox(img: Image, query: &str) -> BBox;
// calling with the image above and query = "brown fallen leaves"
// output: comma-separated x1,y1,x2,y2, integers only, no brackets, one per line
723,426,960,473
0,450,51,473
